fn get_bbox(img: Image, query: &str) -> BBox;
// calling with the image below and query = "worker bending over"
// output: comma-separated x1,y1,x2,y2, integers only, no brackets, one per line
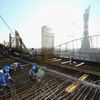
3,66,13,85
29,65,44,82
10,62,23,72
0,66,13,87
0,69,6,87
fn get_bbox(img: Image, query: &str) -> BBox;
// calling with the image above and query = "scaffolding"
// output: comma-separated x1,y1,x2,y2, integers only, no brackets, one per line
8,30,29,53
41,26,54,59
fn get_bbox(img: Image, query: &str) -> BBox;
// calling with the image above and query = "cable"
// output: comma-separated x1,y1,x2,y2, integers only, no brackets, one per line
0,15,14,35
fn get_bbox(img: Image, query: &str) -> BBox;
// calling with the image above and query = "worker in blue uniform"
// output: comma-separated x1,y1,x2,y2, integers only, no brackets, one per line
29,65,38,81
3,66,10,73
3,65,13,75
10,62,23,72
0,69,7,87
3,66,13,85
0,67,13,94
29,65,44,82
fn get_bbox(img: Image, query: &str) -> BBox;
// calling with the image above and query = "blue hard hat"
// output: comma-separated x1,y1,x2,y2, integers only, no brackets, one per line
31,65,36,71
4,66,10,72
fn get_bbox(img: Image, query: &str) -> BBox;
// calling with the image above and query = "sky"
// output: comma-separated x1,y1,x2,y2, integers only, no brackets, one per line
0,0,100,48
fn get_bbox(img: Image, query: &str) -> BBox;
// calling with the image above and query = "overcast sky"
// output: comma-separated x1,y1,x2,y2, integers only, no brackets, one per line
0,0,100,48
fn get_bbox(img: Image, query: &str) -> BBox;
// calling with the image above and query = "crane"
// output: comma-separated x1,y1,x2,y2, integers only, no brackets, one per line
0,15,14,34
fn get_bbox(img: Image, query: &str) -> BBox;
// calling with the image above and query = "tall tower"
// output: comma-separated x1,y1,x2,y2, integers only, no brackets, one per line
41,25,54,58
81,5,90,49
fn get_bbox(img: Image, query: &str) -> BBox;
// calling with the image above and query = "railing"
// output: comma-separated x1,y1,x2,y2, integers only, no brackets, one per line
54,34,100,62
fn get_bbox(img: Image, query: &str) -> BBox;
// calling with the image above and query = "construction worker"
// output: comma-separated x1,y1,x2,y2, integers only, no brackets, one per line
36,68,45,82
3,66,10,73
3,66,13,85
29,65,38,81
0,69,7,87
10,62,23,72
29,65,44,82
36,68,44,79
3,65,13,76
0,67,14,95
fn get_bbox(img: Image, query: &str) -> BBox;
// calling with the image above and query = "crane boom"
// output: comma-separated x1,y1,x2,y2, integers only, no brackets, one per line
0,15,13,34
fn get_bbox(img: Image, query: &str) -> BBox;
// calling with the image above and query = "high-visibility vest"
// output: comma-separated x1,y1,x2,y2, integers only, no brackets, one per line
36,69,44,78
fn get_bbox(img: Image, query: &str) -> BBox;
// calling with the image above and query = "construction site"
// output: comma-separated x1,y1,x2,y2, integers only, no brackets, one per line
0,2,100,100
